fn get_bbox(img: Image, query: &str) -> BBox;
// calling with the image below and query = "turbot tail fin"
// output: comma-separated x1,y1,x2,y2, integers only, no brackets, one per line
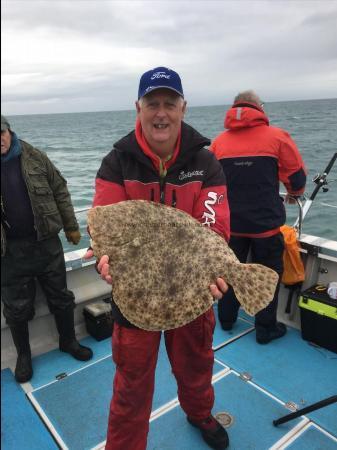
230,263,279,316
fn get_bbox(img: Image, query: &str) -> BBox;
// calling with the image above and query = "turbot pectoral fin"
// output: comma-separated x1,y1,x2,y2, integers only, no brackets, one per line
230,263,279,316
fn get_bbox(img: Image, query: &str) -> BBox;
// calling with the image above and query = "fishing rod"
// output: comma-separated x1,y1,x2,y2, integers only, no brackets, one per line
293,152,337,235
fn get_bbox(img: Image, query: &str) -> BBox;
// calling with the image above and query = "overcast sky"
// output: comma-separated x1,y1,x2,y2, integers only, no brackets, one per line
2,0,337,115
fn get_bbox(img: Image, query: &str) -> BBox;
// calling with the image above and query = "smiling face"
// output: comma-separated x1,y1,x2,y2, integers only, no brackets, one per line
136,88,187,158
1,129,12,155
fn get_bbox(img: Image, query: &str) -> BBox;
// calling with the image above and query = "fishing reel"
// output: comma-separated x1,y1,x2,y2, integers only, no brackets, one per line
312,173,329,192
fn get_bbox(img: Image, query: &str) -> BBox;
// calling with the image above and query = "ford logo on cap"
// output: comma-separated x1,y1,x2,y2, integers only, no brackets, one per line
138,66,184,99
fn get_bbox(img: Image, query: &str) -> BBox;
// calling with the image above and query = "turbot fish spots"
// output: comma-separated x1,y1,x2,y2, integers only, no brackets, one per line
87,200,279,331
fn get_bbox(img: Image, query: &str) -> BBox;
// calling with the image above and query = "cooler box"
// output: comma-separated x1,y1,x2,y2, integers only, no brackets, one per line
83,299,114,341
298,285,337,354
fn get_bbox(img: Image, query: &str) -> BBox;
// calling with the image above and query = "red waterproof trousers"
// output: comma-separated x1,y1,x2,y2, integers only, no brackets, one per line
105,307,216,450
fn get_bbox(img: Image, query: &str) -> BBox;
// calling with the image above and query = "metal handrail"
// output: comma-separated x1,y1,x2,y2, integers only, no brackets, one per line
74,206,91,214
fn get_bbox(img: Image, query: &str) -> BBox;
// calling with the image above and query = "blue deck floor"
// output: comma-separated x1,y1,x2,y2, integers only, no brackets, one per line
1,369,58,450
148,372,302,450
286,424,337,450
2,306,337,449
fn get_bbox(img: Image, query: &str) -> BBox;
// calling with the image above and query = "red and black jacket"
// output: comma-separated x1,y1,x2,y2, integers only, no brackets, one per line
210,103,307,237
93,121,230,327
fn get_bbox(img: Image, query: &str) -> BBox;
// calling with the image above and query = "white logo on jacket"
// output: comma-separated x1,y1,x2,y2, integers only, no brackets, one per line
202,191,218,226
179,170,204,180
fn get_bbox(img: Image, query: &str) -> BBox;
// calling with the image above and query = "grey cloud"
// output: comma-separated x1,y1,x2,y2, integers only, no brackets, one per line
0,2,297,45
3,70,138,102
3,1,336,55
301,8,337,27
2,0,337,115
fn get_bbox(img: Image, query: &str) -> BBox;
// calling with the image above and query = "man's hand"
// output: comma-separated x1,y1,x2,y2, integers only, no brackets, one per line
210,277,229,300
97,255,112,284
65,230,81,245
83,250,112,284
83,248,94,259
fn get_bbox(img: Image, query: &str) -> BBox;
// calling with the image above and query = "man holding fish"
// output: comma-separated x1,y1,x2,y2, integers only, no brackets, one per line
86,67,232,450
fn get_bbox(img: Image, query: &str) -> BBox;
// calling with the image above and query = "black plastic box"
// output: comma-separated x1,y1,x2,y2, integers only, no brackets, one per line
298,285,337,354
83,299,114,341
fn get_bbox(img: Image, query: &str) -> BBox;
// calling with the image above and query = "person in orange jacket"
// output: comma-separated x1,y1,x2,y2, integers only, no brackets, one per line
210,90,307,344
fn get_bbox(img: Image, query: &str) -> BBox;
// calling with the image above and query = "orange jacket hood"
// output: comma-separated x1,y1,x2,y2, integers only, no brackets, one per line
225,103,269,130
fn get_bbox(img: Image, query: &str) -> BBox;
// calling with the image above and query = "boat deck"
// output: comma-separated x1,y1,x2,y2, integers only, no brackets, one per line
2,306,337,450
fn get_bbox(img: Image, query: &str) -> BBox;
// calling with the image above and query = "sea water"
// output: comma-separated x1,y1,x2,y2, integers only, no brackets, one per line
6,98,337,253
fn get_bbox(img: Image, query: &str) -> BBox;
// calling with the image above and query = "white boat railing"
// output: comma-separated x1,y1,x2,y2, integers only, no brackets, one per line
75,201,337,216
74,206,91,214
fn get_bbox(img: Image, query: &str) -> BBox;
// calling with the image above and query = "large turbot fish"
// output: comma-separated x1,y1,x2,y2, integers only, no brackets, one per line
87,200,279,331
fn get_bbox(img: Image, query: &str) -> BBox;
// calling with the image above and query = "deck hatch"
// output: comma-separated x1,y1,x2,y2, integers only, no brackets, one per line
55,372,67,380
214,411,234,428
239,371,252,381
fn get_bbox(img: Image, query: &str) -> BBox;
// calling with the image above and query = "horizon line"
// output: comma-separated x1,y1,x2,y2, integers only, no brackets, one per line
5,96,337,117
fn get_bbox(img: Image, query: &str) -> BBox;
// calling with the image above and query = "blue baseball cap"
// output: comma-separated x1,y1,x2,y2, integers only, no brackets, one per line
138,66,184,100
